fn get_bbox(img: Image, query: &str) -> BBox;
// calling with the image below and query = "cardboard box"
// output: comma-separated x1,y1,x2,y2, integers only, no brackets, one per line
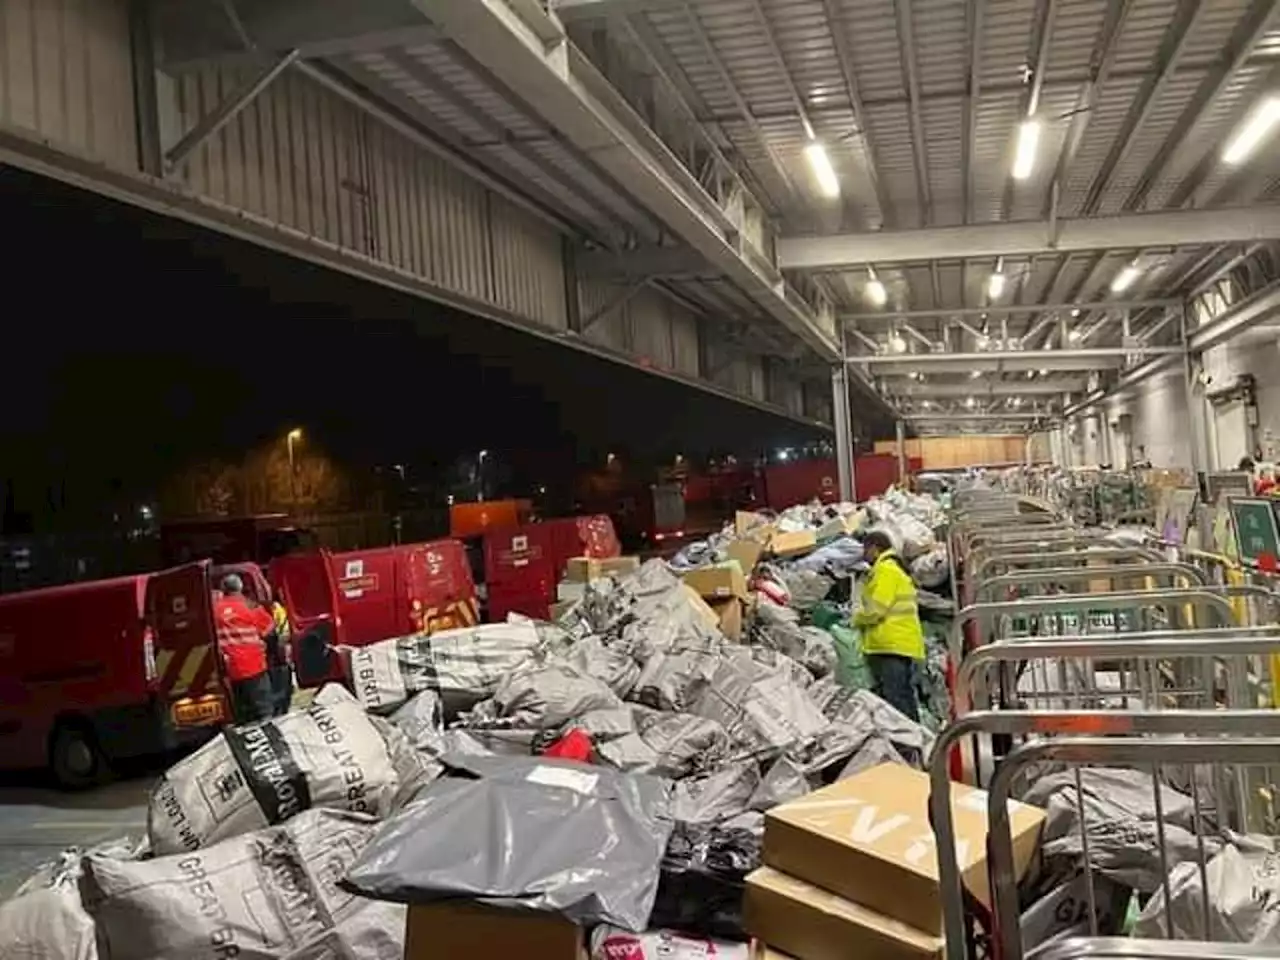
762,763,1045,936
745,867,943,960
736,510,771,537
711,597,744,641
557,580,586,602
405,901,586,960
769,530,817,558
549,599,577,621
564,555,640,582
726,538,765,575
679,583,721,631
683,564,749,601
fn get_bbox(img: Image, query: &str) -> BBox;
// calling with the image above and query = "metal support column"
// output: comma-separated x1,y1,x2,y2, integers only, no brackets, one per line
1179,301,1210,479
832,365,855,501
1098,413,1115,467
895,419,908,484
128,0,162,176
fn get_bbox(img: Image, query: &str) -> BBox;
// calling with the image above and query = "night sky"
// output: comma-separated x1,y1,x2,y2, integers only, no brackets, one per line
0,166,828,527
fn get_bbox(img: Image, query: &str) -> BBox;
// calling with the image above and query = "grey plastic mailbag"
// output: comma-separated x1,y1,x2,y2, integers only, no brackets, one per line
342,754,674,931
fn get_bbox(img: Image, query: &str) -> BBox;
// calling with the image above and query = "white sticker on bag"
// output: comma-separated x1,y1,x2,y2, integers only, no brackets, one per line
526,765,599,796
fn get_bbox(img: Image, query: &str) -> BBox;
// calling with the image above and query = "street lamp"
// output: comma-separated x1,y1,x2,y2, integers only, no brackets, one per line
286,428,303,507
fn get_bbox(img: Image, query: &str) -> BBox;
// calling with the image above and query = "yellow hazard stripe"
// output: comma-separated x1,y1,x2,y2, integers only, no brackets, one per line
169,644,211,696
155,649,176,682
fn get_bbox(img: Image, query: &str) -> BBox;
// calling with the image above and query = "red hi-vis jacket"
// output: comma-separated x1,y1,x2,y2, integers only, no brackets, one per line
215,595,274,682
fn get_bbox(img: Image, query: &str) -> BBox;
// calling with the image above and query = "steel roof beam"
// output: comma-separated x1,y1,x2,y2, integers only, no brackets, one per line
842,298,1176,321
681,4,805,211
962,0,984,223
906,412,1047,422
894,0,931,225
779,207,1280,269
413,0,848,365
858,346,1180,366
886,379,1087,396
1122,0,1279,212
1078,0,1206,215
1188,281,1280,352
821,0,891,225
1042,0,1132,219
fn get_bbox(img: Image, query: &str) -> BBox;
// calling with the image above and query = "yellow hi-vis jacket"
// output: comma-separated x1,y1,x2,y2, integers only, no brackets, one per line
853,550,925,660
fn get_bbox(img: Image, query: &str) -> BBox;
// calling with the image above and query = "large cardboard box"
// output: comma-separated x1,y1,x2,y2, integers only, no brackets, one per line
769,530,817,558
683,564,749,601
762,763,1045,936
710,597,744,641
564,555,640,582
726,537,765,575
405,901,586,960
745,867,943,960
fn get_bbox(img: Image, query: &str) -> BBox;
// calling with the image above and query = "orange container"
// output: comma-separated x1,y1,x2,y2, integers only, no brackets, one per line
450,500,520,539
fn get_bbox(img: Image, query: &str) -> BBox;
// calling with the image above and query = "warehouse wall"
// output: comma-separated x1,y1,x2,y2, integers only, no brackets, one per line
1116,370,1193,469
0,0,137,169
0,1,824,422
1201,336,1280,464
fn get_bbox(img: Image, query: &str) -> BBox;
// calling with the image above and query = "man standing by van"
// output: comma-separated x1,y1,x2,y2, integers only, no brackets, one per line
215,573,275,724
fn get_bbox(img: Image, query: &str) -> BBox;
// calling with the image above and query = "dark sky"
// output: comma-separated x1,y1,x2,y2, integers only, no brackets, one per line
0,166,828,517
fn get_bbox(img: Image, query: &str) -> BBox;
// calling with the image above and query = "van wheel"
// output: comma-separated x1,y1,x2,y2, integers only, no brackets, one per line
50,722,105,790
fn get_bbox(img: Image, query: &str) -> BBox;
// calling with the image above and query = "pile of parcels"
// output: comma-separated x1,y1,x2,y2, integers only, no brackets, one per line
7,503,1278,957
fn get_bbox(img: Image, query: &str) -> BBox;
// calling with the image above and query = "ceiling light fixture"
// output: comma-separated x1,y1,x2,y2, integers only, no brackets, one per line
1070,308,1081,318
1110,263,1142,294
970,369,983,379
1223,96,1280,166
804,141,841,197
966,396,977,409
987,270,1006,300
865,268,888,307
1068,328,1084,343
889,333,908,353
1012,119,1041,180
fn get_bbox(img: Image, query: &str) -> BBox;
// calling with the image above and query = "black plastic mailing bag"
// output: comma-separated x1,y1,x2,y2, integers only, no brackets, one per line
343,754,675,932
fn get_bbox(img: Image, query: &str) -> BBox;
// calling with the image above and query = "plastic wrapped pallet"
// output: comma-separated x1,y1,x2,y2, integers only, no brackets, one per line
80,809,404,960
343,755,675,932
147,685,426,855
347,619,549,716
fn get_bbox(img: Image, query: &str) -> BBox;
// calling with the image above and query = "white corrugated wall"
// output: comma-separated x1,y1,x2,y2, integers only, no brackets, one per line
0,0,136,169
1123,370,1193,469
162,66,567,320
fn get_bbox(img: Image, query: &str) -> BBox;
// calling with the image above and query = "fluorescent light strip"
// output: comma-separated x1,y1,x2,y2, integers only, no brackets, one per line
804,141,841,198
987,271,1006,300
1224,97,1280,166
1111,264,1142,294
865,278,887,307
1013,119,1041,181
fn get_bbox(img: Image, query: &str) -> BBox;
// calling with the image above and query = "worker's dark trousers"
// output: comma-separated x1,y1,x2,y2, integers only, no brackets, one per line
868,653,920,722
231,673,274,725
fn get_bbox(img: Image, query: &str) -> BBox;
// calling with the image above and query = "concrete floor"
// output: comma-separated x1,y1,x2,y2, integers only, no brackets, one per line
0,772,152,899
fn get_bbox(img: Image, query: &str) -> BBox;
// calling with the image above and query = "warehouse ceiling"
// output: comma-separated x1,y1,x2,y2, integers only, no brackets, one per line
154,0,1280,434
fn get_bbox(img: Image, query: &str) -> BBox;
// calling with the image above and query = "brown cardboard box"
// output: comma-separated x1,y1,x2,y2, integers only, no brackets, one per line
405,901,586,960
762,763,1045,936
769,530,817,558
564,555,641,582
736,510,771,537
549,599,576,621
745,867,943,960
679,583,722,631
726,538,765,575
683,564,749,601
711,597,744,641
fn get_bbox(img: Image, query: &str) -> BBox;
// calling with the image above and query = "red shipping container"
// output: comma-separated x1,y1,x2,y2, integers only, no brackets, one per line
762,460,840,510
326,539,478,645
